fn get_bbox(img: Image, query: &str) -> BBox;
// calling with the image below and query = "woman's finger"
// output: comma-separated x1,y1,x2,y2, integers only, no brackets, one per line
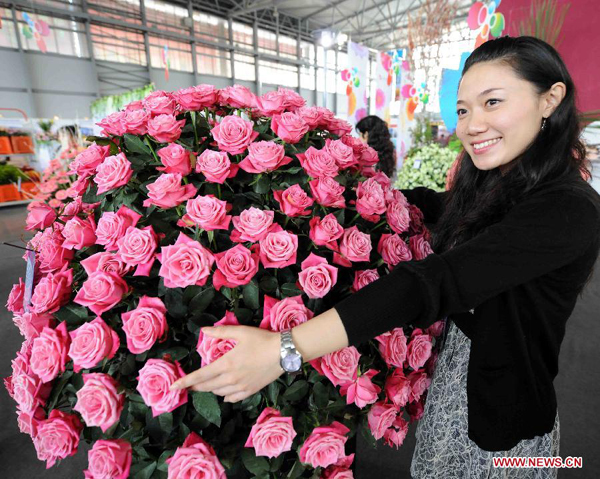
210,385,243,397
188,371,240,393
224,391,251,403
171,360,225,390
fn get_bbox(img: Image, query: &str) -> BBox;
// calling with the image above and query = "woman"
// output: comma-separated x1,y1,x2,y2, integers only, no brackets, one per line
172,37,600,476
355,115,397,178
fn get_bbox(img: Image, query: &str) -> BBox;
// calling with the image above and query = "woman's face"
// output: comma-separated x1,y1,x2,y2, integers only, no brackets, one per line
359,131,369,144
456,61,547,173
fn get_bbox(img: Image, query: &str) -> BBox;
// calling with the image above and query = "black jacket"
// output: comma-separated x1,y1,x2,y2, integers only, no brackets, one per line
334,171,600,451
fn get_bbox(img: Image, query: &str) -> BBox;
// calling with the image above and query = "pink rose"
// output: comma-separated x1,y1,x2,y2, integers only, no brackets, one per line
245,407,297,458
196,149,239,184
310,346,360,387
408,205,426,236
197,311,239,367
35,228,74,274
213,244,259,290
378,234,413,268
299,421,350,469
121,108,149,135
218,85,257,109
95,206,142,252
30,322,70,383
157,143,193,176
122,296,168,354
326,118,353,136
296,106,324,128
60,197,83,219
211,115,259,155
166,432,226,479
74,271,128,316
367,401,398,440
407,333,433,371
298,253,338,299
94,153,133,194
309,214,343,251
339,369,381,408
147,114,186,143
125,100,144,111
137,359,188,416
97,111,126,136
30,267,73,314
62,216,96,250
26,202,57,231
273,184,314,217
183,195,232,231
408,369,431,403
426,320,445,338
12,311,55,341
407,396,426,422
116,225,159,276
387,200,411,235
410,234,434,260
325,139,358,170
309,177,346,208
143,173,197,209
33,410,83,468
339,226,372,263
17,407,45,437
322,466,355,479
67,176,90,198
355,178,386,222
239,141,292,173
84,440,132,479
314,107,335,127
158,233,215,288
69,143,110,177
376,328,407,368
231,207,276,242
297,147,339,178
11,370,50,414
174,84,218,110
143,91,177,117
68,317,120,372
271,112,309,143
358,145,379,168
255,90,286,116
351,269,380,293
277,87,306,111
260,295,313,332
6,278,25,314
383,416,409,449
74,374,124,432
384,369,411,408
259,228,298,268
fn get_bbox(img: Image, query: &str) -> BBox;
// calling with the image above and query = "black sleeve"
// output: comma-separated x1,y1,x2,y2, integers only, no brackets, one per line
400,187,448,224
335,190,600,346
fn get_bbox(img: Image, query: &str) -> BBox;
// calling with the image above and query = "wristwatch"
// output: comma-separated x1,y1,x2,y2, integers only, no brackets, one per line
280,329,303,374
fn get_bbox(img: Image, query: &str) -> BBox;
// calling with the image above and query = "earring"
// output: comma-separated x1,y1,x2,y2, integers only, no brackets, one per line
541,117,547,131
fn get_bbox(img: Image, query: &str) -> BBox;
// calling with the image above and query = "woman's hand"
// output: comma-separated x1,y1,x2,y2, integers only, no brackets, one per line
170,326,284,403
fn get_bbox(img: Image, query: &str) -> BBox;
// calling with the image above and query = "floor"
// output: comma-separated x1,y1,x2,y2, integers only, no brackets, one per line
1,188,599,478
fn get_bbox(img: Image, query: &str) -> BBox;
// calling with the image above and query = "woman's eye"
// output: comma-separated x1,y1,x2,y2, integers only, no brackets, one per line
456,108,467,116
486,99,502,107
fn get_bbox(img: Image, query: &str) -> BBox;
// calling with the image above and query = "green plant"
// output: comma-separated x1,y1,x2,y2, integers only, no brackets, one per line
518,0,570,48
409,113,434,149
0,164,31,185
447,133,463,153
395,143,458,191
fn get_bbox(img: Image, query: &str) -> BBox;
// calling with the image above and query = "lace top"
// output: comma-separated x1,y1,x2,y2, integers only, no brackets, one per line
410,320,560,479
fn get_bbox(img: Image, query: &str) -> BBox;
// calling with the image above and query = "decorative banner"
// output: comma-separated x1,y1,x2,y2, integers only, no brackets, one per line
374,52,395,124
396,60,416,161
91,83,155,119
342,41,369,127
467,0,505,48
400,79,429,122
162,45,170,82
439,52,471,134
21,12,50,53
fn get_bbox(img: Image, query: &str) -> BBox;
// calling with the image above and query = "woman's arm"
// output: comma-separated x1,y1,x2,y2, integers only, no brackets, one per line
401,187,449,225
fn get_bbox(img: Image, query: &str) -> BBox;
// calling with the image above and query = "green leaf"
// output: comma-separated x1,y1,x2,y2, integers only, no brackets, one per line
82,183,103,204
253,174,271,194
280,283,302,297
266,381,281,406
233,307,253,324
312,382,329,409
156,347,189,362
54,304,90,327
188,287,215,316
164,287,186,319
131,461,157,479
124,134,152,155
270,454,285,472
156,450,175,472
240,392,262,411
282,380,309,402
157,412,173,436
259,275,278,293
46,370,74,411
287,460,306,478
241,448,270,475
191,391,221,427
242,280,259,309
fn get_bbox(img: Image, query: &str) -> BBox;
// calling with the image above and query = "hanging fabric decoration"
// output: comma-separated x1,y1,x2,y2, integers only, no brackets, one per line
21,12,50,53
439,51,471,134
342,41,369,127
467,0,505,48
162,45,170,82
374,52,395,124
396,60,417,160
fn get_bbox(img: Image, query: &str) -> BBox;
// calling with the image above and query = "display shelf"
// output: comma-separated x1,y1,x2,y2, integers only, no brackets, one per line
0,199,32,208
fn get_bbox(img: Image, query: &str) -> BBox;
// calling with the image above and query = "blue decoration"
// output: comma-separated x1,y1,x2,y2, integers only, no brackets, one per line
439,52,470,134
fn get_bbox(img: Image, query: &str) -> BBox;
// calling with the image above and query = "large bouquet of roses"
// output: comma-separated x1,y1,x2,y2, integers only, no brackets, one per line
4,85,443,479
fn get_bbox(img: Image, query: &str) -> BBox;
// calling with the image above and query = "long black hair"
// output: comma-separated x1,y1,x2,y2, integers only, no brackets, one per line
433,36,591,253
355,115,396,177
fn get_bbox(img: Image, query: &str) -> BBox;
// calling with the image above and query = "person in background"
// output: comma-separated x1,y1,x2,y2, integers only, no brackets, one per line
356,115,397,178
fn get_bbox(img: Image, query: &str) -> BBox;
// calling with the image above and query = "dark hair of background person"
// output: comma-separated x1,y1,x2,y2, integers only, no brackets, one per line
433,36,593,261
355,115,396,178
57,125,78,138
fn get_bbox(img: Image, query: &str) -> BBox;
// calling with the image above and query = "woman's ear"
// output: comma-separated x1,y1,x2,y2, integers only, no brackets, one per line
542,82,566,118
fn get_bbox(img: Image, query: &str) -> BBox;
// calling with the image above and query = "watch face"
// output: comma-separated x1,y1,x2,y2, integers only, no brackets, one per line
282,353,302,372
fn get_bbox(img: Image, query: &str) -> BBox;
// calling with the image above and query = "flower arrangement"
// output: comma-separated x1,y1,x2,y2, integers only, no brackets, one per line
5,85,442,478
395,143,457,192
